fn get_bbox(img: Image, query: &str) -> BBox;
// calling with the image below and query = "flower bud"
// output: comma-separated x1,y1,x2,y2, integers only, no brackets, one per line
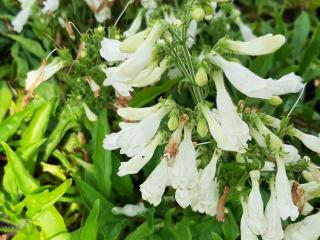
80,49,87,58
192,7,205,21
168,114,179,131
195,66,208,87
268,96,283,106
197,118,208,137
97,25,104,33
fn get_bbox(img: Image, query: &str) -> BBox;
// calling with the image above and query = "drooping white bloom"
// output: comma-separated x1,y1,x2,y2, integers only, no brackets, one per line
84,0,111,23
11,0,35,33
103,101,172,157
171,127,198,190
117,132,164,176
275,156,299,221
235,17,256,41
187,20,198,48
42,0,59,13
262,178,284,240
292,129,320,154
284,211,320,240
25,58,65,91
200,104,239,152
140,158,169,206
206,53,303,99
124,9,144,37
100,38,132,62
112,202,147,217
213,71,250,152
283,144,301,165
103,22,165,96
246,170,266,235
240,198,259,240
117,104,161,121
175,188,191,208
222,34,285,56
189,150,221,216
82,103,97,122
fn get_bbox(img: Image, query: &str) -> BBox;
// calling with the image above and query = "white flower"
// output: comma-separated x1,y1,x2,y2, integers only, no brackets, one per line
112,202,147,217
175,188,191,208
246,170,266,235
213,71,250,152
200,104,239,152
255,118,283,151
206,53,303,99
275,156,299,221
187,20,198,48
235,17,256,41
292,129,320,154
120,29,150,53
249,126,267,147
189,150,221,216
42,0,59,13
86,77,100,97
124,9,144,37
103,22,165,96
283,144,301,165
284,211,320,240
100,38,132,62
11,0,35,33
117,104,161,121
117,132,164,176
25,58,65,92
140,158,169,206
103,102,172,157
82,103,97,122
240,198,259,240
222,34,285,56
84,0,111,23
262,115,281,129
262,178,284,240
299,181,320,201
171,127,198,189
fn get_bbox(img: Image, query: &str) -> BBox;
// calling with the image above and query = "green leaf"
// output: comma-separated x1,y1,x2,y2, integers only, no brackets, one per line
221,211,240,240
80,199,100,240
299,27,320,75
176,217,194,240
6,34,47,59
91,109,112,197
130,78,180,107
249,54,273,77
11,43,29,86
210,232,223,240
292,11,310,58
125,221,154,240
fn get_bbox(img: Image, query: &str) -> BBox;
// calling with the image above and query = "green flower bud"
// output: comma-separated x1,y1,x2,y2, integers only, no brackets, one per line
97,26,104,33
195,66,208,87
168,114,179,131
268,96,283,106
204,5,214,15
192,7,205,21
80,49,87,58
197,118,208,137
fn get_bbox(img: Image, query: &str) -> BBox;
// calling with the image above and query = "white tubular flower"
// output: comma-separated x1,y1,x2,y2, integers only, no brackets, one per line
222,34,285,56
189,150,221,216
255,118,283,151
213,71,250,152
283,144,300,165
187,20,198,48
103,22,165,96
206,53,303,99
200,104,238,152
117,132,164,176
249,126,267,148
275,156,299,221
103,101,172,157
284,211,320,240
117,103,161,121
292,129,320,154
262,115,281,129
299,182,320,201
124,9,144,37
82,103,97,122
171,127,198,189
175,188,191,208
120,29,150,53
246,170,266,236
84,0,111,23
42,0,59,13
240,198,259,240
11,0,35,33
112,202,147,217
235,17,256,41
262,178,284,240
25,58,65,91
140,158,169,206
131,58,168,87
100,38,132,62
